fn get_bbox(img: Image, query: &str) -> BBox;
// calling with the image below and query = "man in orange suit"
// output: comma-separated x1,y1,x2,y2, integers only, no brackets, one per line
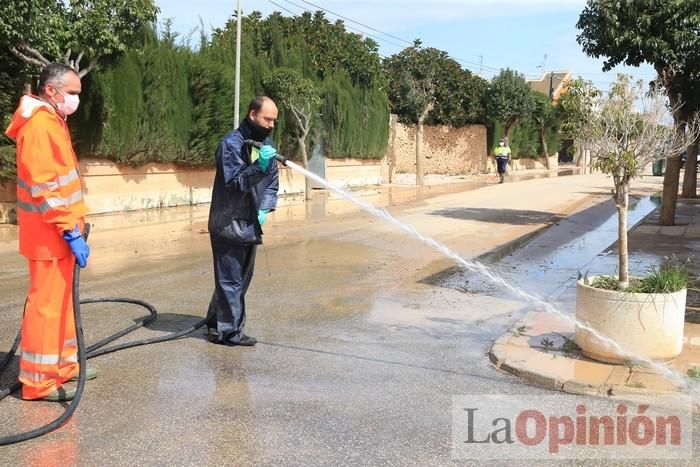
5,63,92,402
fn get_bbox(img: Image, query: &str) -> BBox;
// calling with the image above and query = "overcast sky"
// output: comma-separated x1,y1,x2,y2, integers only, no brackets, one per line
156,0,657,89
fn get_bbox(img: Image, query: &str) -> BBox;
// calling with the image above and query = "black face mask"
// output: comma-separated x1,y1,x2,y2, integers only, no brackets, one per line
246,118,273,141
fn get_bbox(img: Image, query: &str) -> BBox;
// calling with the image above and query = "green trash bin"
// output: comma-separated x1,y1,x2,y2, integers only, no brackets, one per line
652,159,664,176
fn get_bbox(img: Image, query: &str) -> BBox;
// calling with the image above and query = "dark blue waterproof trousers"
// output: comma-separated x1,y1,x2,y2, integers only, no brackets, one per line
207,241,257,344
496,156,509,174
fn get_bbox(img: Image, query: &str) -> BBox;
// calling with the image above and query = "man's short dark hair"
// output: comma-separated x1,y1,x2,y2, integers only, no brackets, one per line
37,63,78,94
248,96,273,114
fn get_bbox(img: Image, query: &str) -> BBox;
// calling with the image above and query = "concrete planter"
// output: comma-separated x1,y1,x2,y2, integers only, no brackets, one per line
575,277,686,364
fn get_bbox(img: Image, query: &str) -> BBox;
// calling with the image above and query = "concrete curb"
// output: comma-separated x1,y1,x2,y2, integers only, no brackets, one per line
488,311,699,409
476,221,558,264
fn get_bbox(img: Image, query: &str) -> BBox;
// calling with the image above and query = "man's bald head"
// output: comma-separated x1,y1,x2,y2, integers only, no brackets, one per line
247,96,278,131
247,96,275,114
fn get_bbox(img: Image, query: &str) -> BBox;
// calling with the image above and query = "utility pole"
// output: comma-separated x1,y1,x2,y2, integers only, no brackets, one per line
538,53,547,74
548,72,554,100
536,53,554,100
234,0,242,126
478,55,483,77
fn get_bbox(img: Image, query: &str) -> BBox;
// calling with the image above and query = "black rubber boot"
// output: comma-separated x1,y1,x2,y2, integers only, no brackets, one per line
218,332,257,347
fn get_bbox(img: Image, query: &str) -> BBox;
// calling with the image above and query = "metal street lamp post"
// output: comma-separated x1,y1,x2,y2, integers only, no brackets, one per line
234,0,242,126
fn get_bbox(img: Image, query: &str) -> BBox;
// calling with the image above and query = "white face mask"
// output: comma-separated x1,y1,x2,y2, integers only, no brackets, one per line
499,142,505,147
54,88,80,116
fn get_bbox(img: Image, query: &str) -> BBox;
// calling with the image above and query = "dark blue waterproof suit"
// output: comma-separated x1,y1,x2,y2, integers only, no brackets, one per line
206,118,279,344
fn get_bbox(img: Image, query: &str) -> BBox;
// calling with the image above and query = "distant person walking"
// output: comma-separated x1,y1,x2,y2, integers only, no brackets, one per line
493,138,511,183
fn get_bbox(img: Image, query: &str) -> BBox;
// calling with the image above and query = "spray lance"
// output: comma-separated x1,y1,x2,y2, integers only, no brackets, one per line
244,139,287,277
244,140,288,166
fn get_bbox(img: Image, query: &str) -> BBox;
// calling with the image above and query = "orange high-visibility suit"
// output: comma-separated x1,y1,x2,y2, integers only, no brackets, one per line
5,95,89,400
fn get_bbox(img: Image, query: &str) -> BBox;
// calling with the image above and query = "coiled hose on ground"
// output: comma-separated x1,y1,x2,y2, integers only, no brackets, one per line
0,223,211,445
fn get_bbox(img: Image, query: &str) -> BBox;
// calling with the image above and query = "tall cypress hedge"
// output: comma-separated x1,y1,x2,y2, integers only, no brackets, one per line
322,73,389,158
488,118,560,159
0,48,29,181
1,10,568,182
67,12,390,167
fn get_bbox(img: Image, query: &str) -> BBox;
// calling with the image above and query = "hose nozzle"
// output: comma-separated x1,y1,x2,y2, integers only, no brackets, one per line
244,139,288,166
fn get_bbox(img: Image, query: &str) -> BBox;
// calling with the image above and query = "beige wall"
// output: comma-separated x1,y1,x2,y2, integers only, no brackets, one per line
388,119,488,176
79,159,214,214
0,157,383,223
0,182,15,224
327,159,383,187
484,155,559,174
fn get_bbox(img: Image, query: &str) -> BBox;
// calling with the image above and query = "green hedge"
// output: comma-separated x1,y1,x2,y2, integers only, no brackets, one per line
0,48,28,182
68,13,389,166
1,13,390,181
321,73,389,159
0,145,15,182
488,118,559,160
1,12,573,183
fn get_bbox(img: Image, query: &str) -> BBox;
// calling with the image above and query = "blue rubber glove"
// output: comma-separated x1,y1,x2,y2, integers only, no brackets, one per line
258,209,269,225
257,145,277,171
62,225,90,268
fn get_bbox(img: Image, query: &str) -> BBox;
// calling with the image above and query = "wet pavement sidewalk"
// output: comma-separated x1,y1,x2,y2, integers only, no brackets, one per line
489,199,700,403
2,172,696,465
388,164,585,187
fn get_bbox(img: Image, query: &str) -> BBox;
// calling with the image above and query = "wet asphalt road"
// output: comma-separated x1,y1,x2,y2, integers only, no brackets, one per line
1,173,697,466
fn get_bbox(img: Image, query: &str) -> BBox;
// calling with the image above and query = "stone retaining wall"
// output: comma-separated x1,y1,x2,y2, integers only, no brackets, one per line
388,120,488,176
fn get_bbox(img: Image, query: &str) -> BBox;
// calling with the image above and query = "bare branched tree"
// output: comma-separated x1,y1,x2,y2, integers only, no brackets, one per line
263,69,320,200
402,69,436,186
580,76,699,287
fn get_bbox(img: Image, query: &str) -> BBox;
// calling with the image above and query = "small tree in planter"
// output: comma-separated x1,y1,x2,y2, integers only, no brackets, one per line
566,75,698,363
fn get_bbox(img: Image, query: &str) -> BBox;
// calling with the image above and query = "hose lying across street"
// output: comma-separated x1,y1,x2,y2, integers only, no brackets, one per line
0,223,211,445
0,145,289,446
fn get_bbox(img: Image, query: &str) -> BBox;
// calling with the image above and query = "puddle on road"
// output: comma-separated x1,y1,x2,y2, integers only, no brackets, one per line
0,166,588,251
437,195,661,299
278,166,587,220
